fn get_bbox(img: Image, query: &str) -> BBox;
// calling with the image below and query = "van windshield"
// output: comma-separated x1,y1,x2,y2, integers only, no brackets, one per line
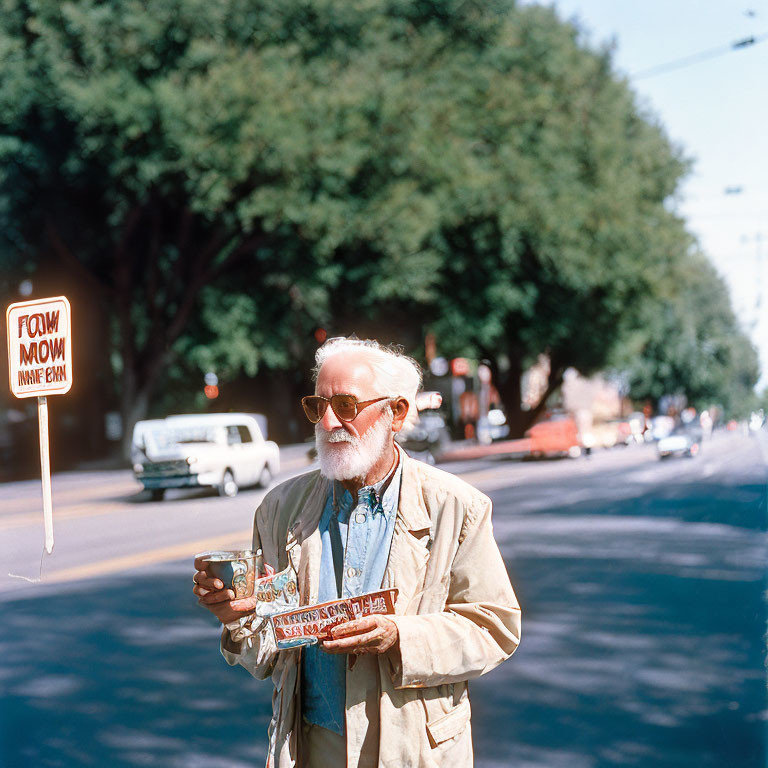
149,426,225,448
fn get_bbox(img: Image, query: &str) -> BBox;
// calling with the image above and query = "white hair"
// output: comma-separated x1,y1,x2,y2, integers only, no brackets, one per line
313,337,422,429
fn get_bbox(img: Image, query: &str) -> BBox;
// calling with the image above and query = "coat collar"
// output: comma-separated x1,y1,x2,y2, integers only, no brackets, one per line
288,447,433,534
287,447,432,606
395,449,432,533
384,449,433,610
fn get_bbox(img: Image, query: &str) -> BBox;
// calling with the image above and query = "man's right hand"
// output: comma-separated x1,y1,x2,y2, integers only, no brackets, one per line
193,556,258,625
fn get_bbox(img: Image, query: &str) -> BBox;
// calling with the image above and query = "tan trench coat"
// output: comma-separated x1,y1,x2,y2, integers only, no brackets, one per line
220,451,521,767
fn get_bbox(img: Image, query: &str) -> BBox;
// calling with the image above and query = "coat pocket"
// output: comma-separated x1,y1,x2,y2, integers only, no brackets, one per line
425,697,472,746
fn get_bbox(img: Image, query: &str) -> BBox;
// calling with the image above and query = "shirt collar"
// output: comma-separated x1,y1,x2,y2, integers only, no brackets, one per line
359,444,402,516
331,444,402,516
368,443,401,495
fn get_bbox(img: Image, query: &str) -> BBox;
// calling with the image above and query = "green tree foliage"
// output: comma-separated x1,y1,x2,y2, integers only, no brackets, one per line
2,0,504,448
614,252,760,417
0,0,757,451
411,6,700,432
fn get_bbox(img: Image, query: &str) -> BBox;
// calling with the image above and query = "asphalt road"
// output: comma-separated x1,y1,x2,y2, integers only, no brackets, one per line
0,430,766,767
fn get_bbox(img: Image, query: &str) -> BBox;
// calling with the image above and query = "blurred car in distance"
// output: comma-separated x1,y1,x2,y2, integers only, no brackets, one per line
527,412,581,458
396,391,449,463
657,426,701,460
616,418,634,445
132,413,279,500
627,412,647,443
581,420,622,450
650,415,676,441
486,408,511,442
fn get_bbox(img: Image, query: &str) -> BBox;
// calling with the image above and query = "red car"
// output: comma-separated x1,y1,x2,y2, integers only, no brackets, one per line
527,414,581,457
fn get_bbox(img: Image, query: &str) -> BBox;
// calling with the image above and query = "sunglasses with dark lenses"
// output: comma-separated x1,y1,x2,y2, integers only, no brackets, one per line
301,394,392,424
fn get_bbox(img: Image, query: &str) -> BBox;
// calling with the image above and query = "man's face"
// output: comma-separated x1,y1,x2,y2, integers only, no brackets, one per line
314,352,393,481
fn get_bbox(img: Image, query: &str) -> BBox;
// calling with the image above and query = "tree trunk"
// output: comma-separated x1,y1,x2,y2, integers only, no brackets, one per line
78,290,112,461
119,347,171,460
119,378,157,460
525,365,565,426
266,368,311,444
497,353,527,438
493,350,567,439
119,364,138,460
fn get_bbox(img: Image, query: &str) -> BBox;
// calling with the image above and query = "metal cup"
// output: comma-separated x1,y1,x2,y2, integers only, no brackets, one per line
197,550,258,599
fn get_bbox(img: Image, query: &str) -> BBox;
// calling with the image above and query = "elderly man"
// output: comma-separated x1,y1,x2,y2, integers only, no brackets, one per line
193,338,521,767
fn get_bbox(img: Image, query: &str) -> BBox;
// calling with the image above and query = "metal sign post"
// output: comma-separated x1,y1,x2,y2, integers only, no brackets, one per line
37,396,55,553
6,296,72,557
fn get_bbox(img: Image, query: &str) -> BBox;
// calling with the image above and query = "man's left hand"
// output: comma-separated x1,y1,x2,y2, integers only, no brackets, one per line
322,615,399,655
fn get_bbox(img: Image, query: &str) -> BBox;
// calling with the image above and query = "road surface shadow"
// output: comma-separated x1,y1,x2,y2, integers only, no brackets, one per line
473,465,767,767
1,466,766,767
0,564,270,768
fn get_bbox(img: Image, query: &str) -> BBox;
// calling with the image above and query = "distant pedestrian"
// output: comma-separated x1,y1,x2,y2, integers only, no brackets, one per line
193,337,521,767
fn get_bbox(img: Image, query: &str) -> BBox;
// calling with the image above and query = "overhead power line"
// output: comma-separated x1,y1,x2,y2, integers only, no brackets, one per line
632,32,768,80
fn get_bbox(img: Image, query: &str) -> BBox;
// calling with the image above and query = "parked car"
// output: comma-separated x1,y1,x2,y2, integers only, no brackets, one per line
627,412,648,443
582,420,621,450
486,408,511,442
604,418,634,445
657,426,701,459
395,392,450,463
131,413,279,500
527,413,581,458
650,415,676,441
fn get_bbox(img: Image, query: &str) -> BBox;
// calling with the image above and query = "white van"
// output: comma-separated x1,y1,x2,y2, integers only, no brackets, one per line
131,413,280,500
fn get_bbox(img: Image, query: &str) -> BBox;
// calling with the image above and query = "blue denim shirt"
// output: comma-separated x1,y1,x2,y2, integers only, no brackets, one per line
301,452,402,735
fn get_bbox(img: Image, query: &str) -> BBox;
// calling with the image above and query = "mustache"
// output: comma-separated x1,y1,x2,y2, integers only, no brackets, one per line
317,427,359,445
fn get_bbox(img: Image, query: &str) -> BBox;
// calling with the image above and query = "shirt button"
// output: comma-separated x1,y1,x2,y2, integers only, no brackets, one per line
355,512,366,523
347,567,357,578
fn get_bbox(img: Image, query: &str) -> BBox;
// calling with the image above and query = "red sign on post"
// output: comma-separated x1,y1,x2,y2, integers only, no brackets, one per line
6,295,73,556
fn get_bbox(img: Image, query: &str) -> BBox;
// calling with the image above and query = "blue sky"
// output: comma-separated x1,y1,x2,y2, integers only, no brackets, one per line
528,1,768,386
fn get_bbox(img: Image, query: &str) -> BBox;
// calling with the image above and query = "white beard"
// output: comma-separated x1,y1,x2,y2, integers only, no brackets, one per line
316,409,394,481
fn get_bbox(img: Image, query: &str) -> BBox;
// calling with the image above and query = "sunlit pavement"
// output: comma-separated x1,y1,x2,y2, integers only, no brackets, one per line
1,430,766,767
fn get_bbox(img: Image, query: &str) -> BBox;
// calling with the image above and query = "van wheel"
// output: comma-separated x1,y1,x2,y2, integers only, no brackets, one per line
149,488,165,502
218,470,238,498
257,465,273,488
